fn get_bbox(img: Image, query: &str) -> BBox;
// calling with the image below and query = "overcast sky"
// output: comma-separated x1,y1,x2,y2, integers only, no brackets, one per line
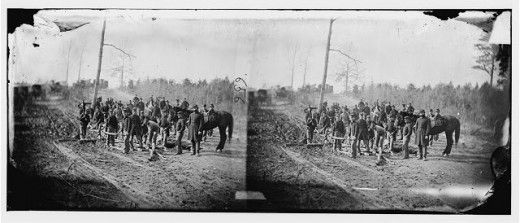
8,10,498,91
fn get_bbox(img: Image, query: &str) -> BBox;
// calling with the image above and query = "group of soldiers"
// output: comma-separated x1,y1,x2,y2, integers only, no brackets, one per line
78,95,216,161
304,99,443,162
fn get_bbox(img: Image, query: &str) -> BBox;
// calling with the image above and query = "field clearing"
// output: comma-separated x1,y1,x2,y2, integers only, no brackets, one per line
8,89,247,210
247,95,497,212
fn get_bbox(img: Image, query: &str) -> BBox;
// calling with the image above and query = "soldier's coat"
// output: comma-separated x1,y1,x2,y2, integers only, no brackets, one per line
415,115,431,146
187,111,204,142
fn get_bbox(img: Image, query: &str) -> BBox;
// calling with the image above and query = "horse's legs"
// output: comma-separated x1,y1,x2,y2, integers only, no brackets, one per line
444,131,454,155
217,126,227,151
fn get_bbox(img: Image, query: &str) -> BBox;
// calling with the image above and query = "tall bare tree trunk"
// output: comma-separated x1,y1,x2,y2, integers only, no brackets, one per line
318,19,334,113
65,40,72,85
290,46,297,90
303,53,309,87
92,19,106,106
77,44,86,82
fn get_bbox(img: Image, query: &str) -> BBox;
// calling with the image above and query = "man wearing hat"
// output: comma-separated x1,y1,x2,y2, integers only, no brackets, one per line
341,107,351,145
385,118,398,152
353,113,371,156
187,105,204,156
406,103,415,114
402,116,413,159
172,99,189,154
208,104,216,122
414,109,431,161
305,110,318,144
350,113,359,158
332,113,346,151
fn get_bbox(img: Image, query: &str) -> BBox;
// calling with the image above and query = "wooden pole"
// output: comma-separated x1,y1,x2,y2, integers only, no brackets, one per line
318,19,334,113
290,46,297,90
92,19,106,106
65,40,72,85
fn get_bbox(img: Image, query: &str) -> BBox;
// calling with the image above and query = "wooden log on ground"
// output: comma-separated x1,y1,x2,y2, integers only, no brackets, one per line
306,143,324,148
285,143,305,147
79,139,97,144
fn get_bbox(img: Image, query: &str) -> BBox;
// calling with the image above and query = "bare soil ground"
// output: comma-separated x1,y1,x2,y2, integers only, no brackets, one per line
8,89,246,211
247,95,496,213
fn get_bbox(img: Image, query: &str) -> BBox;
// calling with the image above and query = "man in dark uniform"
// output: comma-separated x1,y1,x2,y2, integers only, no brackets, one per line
304,105,318,122
208,104,216,122
173,100,189,155
358,99,365,109
105,110,119,147
187,105,204,156
356,113,371,155
389,105,398,120
350,114,359,158
131,109,143,149
306,111,318,144
137,98,145,115
385,102,392,115
402,116,413,159
407,103,415,114
415,109,431,161
78,109,90,140
363,104,371,120
124,109,142,153
385,118,398,152
332,114,346,151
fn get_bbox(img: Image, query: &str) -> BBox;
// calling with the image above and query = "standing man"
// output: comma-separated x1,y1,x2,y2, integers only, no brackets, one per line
402,116,413,159
407,103,415,114
137,98,145,115
385,118,398,153
363,103,371,120
78,109,90,140
332,114,346,152
174,100,189,155
304,105,317,122
355,113,371,155
415,109,431,161
306,111,318,144
385,102,392,115
115,104,124,138
105,110,119,147
350,113,359,158
187,105,204,156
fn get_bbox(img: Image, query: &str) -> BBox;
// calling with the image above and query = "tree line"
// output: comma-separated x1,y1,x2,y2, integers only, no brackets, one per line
349,81,509,127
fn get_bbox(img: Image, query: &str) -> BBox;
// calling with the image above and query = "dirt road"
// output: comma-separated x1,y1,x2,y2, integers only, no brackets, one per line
247,95,496,213
8,90,246,210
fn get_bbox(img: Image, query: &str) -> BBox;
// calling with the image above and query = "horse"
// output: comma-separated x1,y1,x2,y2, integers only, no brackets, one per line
427,115,461,156
200,111,234,152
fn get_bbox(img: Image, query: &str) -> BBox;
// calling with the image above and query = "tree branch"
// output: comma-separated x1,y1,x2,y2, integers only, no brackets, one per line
329,48,362,63
104,43,136,58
